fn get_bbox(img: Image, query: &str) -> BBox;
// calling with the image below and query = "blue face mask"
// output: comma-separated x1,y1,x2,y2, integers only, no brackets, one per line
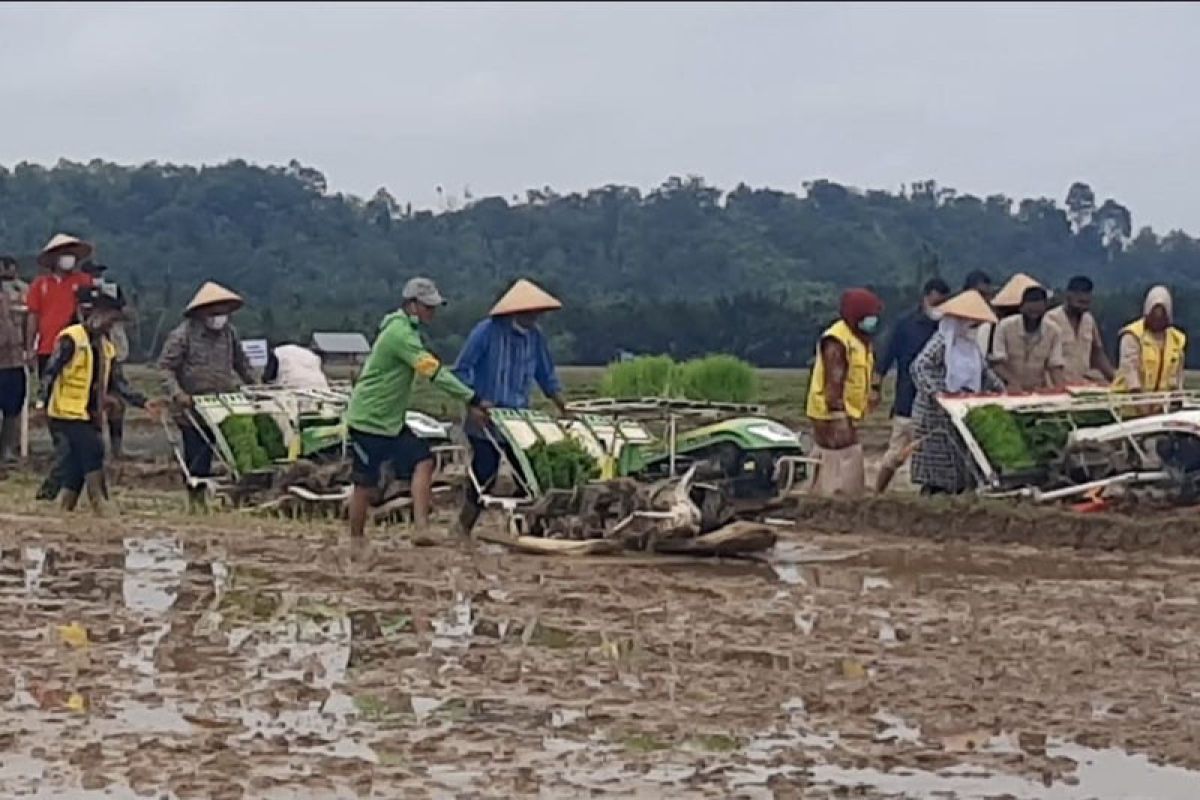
859,315,880,334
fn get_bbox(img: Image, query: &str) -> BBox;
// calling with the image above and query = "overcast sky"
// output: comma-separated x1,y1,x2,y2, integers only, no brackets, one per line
2,2,1197,232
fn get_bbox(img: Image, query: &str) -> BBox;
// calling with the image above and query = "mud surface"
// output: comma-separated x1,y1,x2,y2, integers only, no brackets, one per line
2,503,1198,798
789,495,1200,556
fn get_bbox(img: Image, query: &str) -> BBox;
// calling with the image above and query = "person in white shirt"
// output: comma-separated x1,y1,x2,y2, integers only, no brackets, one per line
264,342,330,391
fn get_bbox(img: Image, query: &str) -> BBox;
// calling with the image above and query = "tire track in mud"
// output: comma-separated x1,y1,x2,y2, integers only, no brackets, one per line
787,496,1200,555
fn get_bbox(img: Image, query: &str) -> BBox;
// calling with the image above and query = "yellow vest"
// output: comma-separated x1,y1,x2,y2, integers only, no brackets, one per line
807,320,875,421
1113,319,1186,392
48,325,116,421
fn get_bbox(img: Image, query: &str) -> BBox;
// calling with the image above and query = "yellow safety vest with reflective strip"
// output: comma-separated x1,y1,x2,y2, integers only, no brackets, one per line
1112,319,1186,392
807,320,874,422
48,325,115,421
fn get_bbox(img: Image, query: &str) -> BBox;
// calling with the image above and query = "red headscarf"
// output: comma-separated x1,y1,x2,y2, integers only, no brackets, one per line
840,288,884,337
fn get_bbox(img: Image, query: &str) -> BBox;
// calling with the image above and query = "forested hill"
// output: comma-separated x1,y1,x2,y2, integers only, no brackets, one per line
1,159,1198,366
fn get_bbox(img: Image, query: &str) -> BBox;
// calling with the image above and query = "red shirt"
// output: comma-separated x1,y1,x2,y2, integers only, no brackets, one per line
26,272,93,355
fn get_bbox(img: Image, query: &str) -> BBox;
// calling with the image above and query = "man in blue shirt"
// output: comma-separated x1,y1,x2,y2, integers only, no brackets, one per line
873,277,950,492
453,279,567,536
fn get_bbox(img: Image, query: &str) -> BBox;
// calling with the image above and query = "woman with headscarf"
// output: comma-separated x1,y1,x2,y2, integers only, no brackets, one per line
1114,286,1186,395
805,288,884,497
910,290,1005,495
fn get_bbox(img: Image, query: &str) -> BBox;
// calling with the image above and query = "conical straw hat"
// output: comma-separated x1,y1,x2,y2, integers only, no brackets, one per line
490,279,562,316
185,281,244,315
37,233,94,269
992,272,1047,308
937,290,997,324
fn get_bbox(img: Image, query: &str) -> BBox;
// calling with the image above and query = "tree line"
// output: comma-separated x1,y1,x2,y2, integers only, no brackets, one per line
0,159,1197,366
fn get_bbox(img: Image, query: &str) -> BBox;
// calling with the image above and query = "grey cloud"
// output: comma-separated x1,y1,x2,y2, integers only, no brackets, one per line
0,2,1196,231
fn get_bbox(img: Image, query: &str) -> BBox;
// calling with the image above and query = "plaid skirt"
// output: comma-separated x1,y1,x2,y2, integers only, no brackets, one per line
911,391,976,493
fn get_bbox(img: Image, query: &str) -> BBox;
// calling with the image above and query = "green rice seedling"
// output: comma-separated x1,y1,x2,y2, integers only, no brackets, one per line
673,354,758,403
600,355,677,397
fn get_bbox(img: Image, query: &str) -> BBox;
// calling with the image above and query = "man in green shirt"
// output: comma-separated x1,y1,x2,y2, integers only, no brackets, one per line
346,277,489,541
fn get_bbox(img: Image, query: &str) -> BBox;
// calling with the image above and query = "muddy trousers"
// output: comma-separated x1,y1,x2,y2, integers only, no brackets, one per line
36,426,71,500
47,419,107,496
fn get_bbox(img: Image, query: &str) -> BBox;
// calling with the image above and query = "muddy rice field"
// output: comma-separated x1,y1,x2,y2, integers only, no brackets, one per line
2,448,1200,798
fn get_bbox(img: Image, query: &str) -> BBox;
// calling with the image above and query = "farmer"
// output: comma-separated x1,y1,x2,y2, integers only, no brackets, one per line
453,278,567,536
25,234,94,378
962,270,996,303
990,286,1066,392
158,281,256,508
979,272,1040,360
1,255,29,309
345,277,490,543
27,236,96,498
83,262,133,457
873,277,950,493
911,290,1004,495
1045,275,1115,385
805,288,884,498
264,341,330,391
1113,285,1186,394
0,256,26,464
37,283,150,514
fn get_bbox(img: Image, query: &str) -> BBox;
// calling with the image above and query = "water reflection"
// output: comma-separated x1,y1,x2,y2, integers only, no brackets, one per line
122,536,187,616
432,592,474,651
22,546,46,594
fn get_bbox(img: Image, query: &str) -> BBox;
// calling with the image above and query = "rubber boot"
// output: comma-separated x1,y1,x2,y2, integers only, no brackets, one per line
59,489,81,512
37,471,63,501
84,471,114,517
0,416,18,464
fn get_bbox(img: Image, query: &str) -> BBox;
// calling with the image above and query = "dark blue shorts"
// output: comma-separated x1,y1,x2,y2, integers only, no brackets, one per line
349,426,433,488
0,367,26,417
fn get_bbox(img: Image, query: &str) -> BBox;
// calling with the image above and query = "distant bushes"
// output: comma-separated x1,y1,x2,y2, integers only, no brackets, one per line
601,354,758,403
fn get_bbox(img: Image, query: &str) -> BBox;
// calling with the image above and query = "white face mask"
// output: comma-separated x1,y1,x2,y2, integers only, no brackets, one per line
205,314,229,331
58,254,77,271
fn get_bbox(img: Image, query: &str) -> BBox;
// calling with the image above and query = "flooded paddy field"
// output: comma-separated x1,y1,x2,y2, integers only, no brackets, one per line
1,479,1199,798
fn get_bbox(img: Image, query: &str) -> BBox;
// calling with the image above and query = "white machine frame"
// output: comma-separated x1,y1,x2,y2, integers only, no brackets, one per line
937,388,1200,500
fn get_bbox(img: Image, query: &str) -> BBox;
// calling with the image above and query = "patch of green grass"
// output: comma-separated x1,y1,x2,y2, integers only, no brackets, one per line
526,623,577,649
686,733,741,753
353,694,392,721
620,733,671,753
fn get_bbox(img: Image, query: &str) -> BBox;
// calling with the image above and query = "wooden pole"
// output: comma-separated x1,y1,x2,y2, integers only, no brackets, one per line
19,364,29,459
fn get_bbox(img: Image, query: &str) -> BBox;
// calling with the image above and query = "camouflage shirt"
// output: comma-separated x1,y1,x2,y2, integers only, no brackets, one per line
158,318,255,399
